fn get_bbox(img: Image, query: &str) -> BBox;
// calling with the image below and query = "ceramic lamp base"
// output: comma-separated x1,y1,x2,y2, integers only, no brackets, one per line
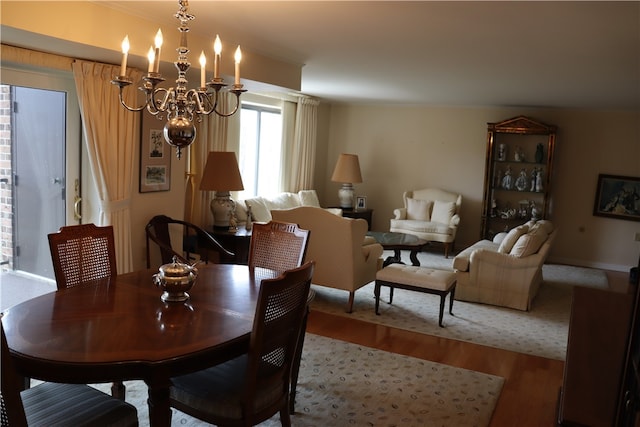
211,191,236,229
338,183,355,209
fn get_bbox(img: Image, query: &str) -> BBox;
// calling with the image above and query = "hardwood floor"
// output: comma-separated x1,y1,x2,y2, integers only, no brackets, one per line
306,270,632,427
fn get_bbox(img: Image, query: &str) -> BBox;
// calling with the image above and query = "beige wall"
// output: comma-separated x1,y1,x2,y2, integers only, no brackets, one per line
315,103,640,272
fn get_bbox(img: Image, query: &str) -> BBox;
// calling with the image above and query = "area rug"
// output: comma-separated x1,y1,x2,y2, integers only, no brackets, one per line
88,334,503,427
310,250,609,361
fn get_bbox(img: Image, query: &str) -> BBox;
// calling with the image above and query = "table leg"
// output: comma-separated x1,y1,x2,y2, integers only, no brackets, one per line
409,250,421,266
146,379,172,427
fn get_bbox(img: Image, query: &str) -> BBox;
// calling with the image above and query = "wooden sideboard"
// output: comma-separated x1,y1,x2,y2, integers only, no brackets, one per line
557,285,638,426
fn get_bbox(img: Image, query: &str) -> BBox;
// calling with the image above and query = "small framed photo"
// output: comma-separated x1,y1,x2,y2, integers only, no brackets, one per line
140,112,171,192
593,174,640,222
355,196,367,210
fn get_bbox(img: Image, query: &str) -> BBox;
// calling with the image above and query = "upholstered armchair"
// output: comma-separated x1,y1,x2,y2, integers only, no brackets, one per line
271,206,383,313
389,188,462,258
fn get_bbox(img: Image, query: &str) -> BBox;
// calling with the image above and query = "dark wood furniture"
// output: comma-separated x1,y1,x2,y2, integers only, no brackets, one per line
145,214,233,268
0,321,139,426
557,286,636,426
332,208,373,230
481,116,557,240
210,225,252,264
367,231,428,267
169,262,313,426
2,264,278,427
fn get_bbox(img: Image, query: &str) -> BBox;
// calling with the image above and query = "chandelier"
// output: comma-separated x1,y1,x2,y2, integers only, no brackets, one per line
111,0,246,159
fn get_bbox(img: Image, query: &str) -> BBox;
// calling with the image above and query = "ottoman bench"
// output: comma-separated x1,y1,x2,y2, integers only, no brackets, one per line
374,264,457,327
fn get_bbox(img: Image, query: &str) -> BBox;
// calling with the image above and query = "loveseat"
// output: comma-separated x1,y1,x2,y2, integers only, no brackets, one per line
389,188,462,258
235,190,341,224
271,206,384,313
452,220,556,311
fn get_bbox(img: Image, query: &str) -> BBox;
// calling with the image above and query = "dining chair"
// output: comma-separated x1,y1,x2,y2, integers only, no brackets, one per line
1,318,139,427
169,261,315,427
48,223,117,289
247,220,311,413
47,223,125,399
248,221,310,272
145,214,234,268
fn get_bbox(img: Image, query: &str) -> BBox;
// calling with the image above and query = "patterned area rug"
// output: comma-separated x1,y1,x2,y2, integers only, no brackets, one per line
310,251,609,361
90,334,504,427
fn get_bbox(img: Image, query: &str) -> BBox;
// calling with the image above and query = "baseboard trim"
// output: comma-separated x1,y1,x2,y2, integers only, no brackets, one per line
548,256,631,273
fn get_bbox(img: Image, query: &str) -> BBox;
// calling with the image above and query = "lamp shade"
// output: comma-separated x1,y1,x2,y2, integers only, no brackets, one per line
199,151,244,191
331,153,363,184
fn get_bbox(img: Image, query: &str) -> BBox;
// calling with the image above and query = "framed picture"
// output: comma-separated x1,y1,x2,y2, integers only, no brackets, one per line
139,112,171,192
593,174,640,222
355,196,367,210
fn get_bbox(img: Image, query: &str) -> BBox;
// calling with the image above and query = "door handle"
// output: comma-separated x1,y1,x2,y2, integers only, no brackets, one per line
73,179,82,221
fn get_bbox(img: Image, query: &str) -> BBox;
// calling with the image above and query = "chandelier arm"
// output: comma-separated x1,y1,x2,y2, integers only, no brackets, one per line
189,89,215,116
117,88,148,112
212,91,244,118
148,88,172,115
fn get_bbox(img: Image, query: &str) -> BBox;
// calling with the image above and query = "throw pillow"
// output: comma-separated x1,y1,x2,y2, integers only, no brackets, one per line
510,229,547,258
529,220,554,235
431,200,456,224
406,198,432,220
298,190,321,207
497,225,529,253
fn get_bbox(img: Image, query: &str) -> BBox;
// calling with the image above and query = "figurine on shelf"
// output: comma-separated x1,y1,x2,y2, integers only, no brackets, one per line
519,200,529,219
494,168,503,188
530,201,540,220
498,143,507,161
490,198,497,217
530,167,537,192
501,166,513,190
515,168,528,191
514,146,524,162
535,169,544,192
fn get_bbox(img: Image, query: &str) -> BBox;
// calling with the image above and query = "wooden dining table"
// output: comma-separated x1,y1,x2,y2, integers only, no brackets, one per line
1,263,280,427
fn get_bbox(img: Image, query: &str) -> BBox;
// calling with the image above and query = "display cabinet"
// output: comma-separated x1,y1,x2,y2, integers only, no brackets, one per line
481,116,557,240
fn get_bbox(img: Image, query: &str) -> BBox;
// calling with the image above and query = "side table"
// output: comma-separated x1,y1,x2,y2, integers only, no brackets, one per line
331,208,373,230
209,225,251,265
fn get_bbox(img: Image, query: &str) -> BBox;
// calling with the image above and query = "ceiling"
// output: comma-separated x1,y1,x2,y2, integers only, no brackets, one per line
23,1,640,109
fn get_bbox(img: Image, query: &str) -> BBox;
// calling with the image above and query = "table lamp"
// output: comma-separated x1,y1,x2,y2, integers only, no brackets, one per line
199,151,244,230
331,153,363,209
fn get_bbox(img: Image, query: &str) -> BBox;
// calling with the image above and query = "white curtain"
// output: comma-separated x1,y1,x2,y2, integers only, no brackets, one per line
72,60,143,273
187,93,237,228
289,97,319,191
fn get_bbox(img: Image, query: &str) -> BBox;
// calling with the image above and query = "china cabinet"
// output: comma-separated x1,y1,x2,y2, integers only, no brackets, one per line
480,116,557,239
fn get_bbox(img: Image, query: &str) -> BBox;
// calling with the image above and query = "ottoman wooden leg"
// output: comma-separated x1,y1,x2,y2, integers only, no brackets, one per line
438,293,446,327
449,283,456,315
374,281,381,314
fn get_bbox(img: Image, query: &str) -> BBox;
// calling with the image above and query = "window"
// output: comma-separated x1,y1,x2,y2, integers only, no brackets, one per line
238,103,282,198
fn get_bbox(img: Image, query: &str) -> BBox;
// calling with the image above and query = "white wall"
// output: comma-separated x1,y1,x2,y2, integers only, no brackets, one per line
316,103,640,272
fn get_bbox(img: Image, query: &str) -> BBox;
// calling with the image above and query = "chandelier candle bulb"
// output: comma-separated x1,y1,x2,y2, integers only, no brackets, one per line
153,29,163,73
147,47,155,73
120,36,129,76
199,51,206,87
234,46,242,85
213,35,221,79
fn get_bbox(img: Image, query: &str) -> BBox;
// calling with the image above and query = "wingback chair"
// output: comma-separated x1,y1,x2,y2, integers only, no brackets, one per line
271,206,383,313
389,188,462,258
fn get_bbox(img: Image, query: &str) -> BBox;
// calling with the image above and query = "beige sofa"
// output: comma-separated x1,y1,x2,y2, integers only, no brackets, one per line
389,188,462,257
271,206,384,313
235,190,341,224
452,220,556,311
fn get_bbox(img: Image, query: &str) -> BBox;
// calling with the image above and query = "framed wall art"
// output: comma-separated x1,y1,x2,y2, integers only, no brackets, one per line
139,112,171,193
593,174,640,222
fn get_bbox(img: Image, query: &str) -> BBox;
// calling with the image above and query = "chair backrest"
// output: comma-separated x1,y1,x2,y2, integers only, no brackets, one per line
248,221,310,272
1,316,28,427
146,215,233,268
48,224,117,290
243,261,314,421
